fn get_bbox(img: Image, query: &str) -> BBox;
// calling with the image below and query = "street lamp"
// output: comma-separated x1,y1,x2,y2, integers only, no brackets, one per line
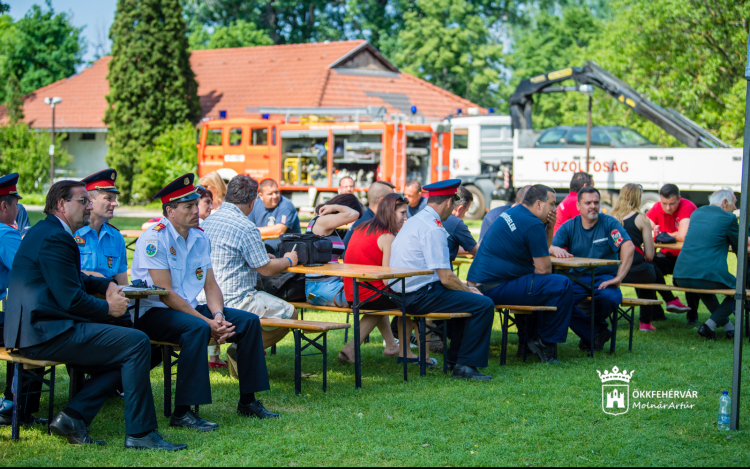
579,85,594,173
44,97,62,185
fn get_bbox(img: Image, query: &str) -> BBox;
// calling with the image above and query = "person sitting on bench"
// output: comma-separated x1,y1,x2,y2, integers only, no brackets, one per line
551,186,635,352
674,189,740,340
4,180,185,450
131,174,279,429
468,184,575,363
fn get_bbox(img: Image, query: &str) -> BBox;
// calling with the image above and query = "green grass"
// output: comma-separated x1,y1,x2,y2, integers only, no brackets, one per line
3,217,750,466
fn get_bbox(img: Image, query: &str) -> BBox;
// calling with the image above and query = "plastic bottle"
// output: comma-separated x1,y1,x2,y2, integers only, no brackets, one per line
718,391,731,431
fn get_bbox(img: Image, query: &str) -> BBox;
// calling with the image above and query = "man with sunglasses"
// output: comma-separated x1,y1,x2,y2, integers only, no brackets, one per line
3,180,184,450
390,179,496,381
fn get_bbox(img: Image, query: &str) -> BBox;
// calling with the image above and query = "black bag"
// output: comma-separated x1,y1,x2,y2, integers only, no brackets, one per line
255,272,306,302
278,233,332,265
655,232,678,244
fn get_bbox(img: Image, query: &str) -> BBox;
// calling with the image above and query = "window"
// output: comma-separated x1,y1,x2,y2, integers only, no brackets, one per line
565,130,587,145
206,128,223,146
453,128,469,149
537,128,567,145
609,128,653,147
229,128,242,146
590,129,613,147
251,128,268,146
81,133,96,140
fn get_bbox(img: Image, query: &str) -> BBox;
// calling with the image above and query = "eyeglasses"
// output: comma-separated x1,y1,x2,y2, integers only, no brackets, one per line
67,197,92,206
453,194,461,202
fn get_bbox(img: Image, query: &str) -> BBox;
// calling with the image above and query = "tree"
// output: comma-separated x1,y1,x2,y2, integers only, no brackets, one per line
0,1,84,103
393,0,504,106
0,3,8,14
4,72,24,123
0,123,71,194
189,20,273,50
105,0,201,202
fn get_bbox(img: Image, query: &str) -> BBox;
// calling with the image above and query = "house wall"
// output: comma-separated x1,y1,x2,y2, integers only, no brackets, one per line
61,131,109,179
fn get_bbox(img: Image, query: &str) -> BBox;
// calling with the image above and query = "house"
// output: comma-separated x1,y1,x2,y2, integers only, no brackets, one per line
0,40,481,178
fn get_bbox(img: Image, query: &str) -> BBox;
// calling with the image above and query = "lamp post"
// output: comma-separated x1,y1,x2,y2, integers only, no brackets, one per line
579,85,594,173
44,97,62,185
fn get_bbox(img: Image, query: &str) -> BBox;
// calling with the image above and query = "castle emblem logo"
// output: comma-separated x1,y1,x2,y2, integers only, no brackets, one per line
597,366,634,416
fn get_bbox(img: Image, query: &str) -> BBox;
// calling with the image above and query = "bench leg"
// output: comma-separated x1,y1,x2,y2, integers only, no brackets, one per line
344,313,350,344
294,330,302,395
419,318,427,377
48,366,55,435
500,309,509,366
610,309,618,355
322,333,328,392
11,363,22,441
271,344,276,355
628,307,635,351
162,345,171,418
442,321,448,374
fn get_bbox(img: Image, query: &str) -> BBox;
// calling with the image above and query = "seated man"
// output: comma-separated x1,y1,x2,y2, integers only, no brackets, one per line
338,176,355,195
390,179,496,381
444,185,479,260
551,186,634,351
249,179,301,237
343,180,394,248
674,189,740,340
553,172,594,234
404,180,428,218
131,174,279,429
201,174,300,349
478,185,530,244
468,184,575,363
4,180,184,450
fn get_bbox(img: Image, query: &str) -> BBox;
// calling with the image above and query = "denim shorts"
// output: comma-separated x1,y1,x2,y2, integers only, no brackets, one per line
305,278,348,307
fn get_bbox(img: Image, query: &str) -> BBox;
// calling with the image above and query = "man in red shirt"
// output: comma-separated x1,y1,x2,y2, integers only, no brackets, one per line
646,183,699,324
553,172,593,234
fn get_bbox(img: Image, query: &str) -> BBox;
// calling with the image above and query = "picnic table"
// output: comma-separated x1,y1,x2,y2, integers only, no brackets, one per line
122,229,278,248
124,288,169,326
287,263,433,388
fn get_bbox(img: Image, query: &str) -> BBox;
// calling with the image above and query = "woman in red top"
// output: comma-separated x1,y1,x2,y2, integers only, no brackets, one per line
339,193,422,364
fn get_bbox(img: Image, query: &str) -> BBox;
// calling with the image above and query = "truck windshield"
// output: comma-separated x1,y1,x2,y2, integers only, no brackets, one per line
537,128,566,145
609,128,653,146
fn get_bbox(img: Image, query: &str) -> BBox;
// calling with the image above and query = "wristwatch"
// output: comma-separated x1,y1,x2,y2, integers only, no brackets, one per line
212,310,224,320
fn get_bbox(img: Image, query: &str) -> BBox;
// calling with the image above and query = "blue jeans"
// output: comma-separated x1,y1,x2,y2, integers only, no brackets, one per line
305,278,347,307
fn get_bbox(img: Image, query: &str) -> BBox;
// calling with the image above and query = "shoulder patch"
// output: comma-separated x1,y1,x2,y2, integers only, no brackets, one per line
435,219,443,228
145,239,158,257
153,223,166,232
105,222,120,231
74,235,86,245
611,229,624,248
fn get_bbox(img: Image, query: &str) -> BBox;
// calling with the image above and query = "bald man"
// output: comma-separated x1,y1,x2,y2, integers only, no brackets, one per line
342,180,395,249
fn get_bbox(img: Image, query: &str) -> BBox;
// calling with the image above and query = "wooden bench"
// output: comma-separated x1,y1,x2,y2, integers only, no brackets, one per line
0,348,58,441
580,296,664,354
494,305,558,365
290,302,471,375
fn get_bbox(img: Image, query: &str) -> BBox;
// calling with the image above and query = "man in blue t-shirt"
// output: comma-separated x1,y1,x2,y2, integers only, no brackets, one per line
445,186,478,261
404,180,428,218
248,179,300,251
478,185,530,244
551,186,634,351
468,185,575,363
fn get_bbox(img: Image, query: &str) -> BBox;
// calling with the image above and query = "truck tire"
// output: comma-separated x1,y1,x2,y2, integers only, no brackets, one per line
640,192,660,214
465,185,486,220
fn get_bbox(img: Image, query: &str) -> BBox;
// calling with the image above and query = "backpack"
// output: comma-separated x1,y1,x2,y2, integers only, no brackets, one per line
278,233,333,265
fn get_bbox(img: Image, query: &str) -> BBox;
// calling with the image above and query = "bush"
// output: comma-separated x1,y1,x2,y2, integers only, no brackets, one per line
0,122,71,194
131,121,198,204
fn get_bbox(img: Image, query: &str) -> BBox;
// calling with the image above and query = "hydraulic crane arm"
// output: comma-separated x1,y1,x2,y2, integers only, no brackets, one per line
509,61,731,148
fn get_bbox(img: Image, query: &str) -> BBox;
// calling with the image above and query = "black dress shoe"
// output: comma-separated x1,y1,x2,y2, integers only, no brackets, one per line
726,329,735,340
527,337,561,364
49,411,105,445
593,328,612,351
446,362,456,371
450,364,492,381
698,324,716,340
125,431,187,451
238,400,279,419
169,410,219,432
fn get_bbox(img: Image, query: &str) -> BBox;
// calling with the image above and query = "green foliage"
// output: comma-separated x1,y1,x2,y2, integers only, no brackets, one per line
0,122,71,194
0,1,84,104
0,3,7,14
4,72,23,123
393,0,505,106
131,122,198,204
105,0,201,203
189,20,273,50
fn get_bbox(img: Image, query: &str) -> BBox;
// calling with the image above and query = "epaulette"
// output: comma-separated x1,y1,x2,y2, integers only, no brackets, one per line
435,219,443,228
153,223,166,232
106,222,120,231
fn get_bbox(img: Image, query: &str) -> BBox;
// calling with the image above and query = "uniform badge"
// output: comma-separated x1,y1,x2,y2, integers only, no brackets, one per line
153,223,166,232
611,229,624,248
184,178,190,186
267,217,276,226
111,173,116,180
195,267,204,281
435,219,443,228
145,240,158,257
170,246,176,255
107,257,113,269
74,236,85,245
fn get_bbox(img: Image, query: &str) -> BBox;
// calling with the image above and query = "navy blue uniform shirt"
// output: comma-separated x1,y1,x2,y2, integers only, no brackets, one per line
479,204,512,243
552,214,630,277
443,215,477,262
468,204,550,284
406,197,428,218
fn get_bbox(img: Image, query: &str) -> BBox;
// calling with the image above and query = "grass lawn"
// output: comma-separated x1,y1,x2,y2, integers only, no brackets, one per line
3,216,750,466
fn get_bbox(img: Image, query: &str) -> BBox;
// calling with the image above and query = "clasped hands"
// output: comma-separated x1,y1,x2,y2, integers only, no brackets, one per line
209,313,236,344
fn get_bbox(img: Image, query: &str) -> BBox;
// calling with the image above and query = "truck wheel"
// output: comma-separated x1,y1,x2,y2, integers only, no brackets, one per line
640,192,660,213
465,185,486,220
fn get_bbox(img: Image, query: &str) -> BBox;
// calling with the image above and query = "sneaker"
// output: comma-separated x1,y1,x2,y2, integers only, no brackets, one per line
639,322,657,332
666,299,691,313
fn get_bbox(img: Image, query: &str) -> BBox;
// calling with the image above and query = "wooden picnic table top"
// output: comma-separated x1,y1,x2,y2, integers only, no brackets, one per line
551,257,621,268
452,258,474,265
622,283,744,296
261,235,280,240
121,230,143,239
287,263,433,280
122,289,170,299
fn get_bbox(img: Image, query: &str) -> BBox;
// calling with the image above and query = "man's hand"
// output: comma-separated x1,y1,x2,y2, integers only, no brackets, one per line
268,253,276,259
284,250,299,267
210,313,236,343
468,286,483,295
546,210,557,230
549,246,573,258
106,282,128,317
598,278,621,290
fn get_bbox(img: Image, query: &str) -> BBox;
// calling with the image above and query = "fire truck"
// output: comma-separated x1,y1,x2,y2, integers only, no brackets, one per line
197,107,451,209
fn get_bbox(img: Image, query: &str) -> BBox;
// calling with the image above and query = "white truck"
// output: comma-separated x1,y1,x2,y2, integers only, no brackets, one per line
447,62,741,219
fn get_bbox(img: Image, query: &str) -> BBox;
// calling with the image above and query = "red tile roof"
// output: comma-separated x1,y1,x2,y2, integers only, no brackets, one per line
0,40,481,129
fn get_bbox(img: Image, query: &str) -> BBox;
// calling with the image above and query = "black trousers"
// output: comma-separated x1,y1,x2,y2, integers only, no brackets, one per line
652,253,699,321
19,323,158,435
137,305,270,407
623,264,667,323
674,278,734,327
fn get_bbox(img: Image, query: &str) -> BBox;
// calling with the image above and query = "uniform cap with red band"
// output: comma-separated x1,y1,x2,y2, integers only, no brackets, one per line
81,169,120,193
422,179,462,198
0,173,22,199
153,173,201,204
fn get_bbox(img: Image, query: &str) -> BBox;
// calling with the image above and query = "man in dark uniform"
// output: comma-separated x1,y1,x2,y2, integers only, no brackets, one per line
390,179,496,381
131,174,278,430
4,180,185,450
